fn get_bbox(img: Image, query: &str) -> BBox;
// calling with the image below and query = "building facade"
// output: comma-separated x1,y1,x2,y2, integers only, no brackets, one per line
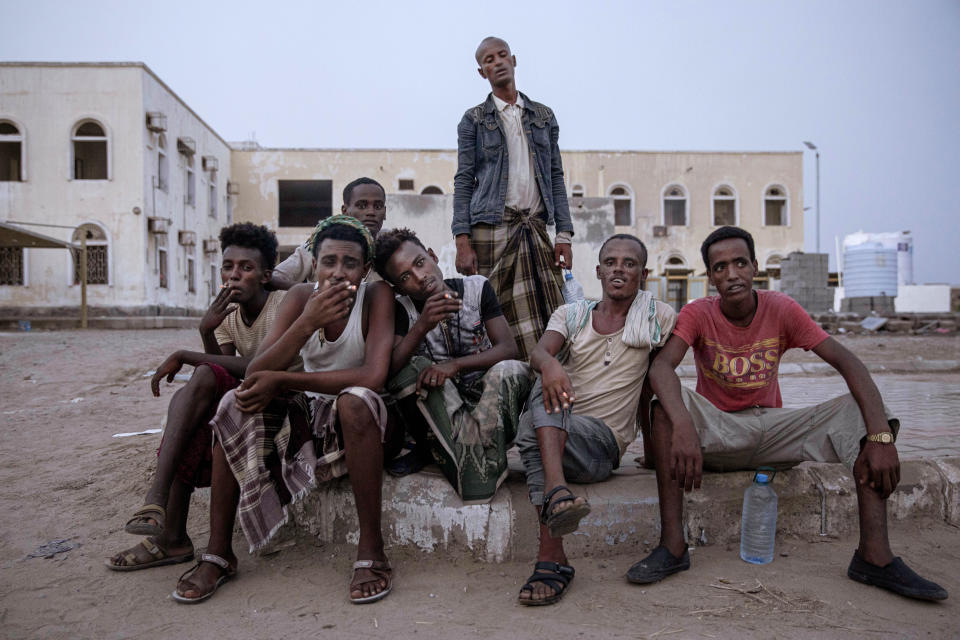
0,63,232,315
2,62,803,314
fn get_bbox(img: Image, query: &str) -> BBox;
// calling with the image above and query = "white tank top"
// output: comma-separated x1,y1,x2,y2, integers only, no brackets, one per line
299,282,367,399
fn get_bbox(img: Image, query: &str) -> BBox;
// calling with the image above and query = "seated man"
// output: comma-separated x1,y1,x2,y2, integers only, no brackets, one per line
374,227,531,503
107,223,288,571
271,177,387,289
515,234,676,605
631,226,948,602
172,216,397,605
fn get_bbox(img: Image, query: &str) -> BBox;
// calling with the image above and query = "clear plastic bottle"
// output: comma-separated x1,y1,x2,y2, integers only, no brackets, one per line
740,468,778,564
561,269,584,303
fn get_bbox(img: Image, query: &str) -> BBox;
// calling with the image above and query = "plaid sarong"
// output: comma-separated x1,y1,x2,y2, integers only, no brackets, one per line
210,386,387,552
387,356,532,504
471,208,565,360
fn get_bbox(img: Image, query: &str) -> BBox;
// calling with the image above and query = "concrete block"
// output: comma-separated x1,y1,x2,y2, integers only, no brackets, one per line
806,464,859,538
929,457,960,525
887,459,945,522
290,469,516,562
683,467,822,547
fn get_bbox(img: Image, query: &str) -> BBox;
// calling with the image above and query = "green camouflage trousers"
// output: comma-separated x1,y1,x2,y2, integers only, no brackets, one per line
387,356,532,504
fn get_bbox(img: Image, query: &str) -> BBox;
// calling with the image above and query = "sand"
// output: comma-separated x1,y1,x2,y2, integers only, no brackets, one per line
0,329,956,639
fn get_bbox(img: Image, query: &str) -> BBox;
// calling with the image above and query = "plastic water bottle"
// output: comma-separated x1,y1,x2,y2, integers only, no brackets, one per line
561,269,584,303
740,468,778,564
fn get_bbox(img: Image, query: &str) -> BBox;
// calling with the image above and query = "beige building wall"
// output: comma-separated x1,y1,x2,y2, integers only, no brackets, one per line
0,63,232,313
231,147,802,302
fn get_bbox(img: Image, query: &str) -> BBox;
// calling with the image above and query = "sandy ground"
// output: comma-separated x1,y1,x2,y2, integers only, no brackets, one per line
0,329,957,639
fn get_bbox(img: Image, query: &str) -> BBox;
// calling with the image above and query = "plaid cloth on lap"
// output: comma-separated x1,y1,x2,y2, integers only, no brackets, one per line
210,386,387,552
471,208,565,360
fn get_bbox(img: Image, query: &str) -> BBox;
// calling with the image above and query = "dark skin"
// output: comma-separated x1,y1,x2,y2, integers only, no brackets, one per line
647,236,899,566
108,245,272,568
455,37,572,276
270,183,387,290
520,238,647,603
384,240,518,392
175,237,397,603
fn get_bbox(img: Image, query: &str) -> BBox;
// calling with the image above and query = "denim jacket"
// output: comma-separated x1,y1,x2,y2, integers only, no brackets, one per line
452,92,573,237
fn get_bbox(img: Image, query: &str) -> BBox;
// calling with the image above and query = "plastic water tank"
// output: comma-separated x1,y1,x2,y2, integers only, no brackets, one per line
843,243,898,298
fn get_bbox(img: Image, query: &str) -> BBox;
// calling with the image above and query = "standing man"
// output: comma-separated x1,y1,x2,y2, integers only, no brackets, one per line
453,36,574,360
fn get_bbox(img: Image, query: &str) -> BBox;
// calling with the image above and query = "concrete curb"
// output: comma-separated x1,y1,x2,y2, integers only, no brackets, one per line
235,456,960,563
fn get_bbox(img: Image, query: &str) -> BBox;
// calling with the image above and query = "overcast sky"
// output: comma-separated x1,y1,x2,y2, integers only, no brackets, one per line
4,0,959,283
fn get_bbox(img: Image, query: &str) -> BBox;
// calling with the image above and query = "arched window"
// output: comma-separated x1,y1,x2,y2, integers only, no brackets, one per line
72,120,108,180
72,223,109,285
764,185,788,226
571,184,585,199
420,185,443,195
608,184,633,226
663,184,688,226
0,120,24,182
157,134,169,192
764,253,783,279
712,185,737,226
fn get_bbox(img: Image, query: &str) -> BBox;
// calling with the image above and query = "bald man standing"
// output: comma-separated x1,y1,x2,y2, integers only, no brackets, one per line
453,36,573,361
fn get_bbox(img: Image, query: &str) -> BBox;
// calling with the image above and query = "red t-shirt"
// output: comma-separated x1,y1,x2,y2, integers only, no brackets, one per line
672,290,829,412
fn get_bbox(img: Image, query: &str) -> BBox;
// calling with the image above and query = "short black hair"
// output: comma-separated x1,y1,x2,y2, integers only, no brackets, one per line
599,233,647,265
700,226,756,270
373,227,426,282
311,220,371,263
343,177,385,207
475,36,511,62
219,222,278,270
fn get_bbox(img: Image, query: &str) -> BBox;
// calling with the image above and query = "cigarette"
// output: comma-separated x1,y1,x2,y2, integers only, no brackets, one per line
444,293,451,299
221,284,228,289
348,285,357,292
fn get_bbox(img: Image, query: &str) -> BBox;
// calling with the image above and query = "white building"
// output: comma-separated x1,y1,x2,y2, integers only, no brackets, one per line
0,62,232,315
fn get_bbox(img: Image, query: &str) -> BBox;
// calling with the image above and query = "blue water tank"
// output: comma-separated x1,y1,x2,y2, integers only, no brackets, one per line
843,243,898,298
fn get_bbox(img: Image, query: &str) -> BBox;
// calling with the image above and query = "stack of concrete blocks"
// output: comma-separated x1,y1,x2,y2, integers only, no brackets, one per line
779,251,833,312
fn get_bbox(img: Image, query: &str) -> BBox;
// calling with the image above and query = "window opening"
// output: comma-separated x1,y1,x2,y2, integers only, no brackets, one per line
0,247,24,285
764,186,787,226
712,185,736,226
0,121,23,182
278,180,333,227
72,121,108,180
664,185,687,226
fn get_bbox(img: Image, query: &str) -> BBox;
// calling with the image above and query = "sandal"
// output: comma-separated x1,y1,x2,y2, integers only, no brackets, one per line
124,503,165,536
105,538,194,572
349,559,393,604
518,561,575,606
540,485,591,538
171,553,236,604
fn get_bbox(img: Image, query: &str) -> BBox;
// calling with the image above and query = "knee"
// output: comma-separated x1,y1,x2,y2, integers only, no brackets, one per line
337,391,377,434
185,364,219,397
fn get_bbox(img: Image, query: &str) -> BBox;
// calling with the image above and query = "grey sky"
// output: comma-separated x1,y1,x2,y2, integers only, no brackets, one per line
4,0,959,283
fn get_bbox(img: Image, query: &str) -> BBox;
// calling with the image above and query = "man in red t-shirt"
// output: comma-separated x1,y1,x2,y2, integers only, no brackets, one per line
629,226,946,602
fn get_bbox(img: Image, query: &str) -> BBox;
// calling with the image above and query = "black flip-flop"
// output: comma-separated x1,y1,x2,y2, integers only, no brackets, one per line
540,485,590,538
518,561,575,606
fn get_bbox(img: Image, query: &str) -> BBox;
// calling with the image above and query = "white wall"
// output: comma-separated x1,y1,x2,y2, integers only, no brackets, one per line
894,284,951,313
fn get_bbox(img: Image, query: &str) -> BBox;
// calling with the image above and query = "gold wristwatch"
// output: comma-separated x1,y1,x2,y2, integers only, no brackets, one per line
865,432,895,444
